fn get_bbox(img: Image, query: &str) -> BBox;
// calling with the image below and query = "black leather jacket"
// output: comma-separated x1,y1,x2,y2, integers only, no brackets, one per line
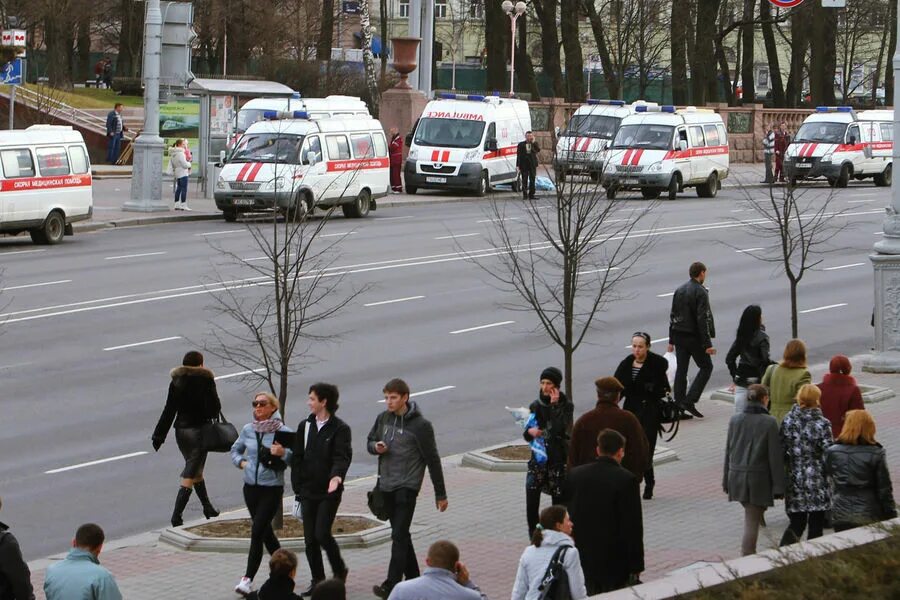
825,443,897,527
153,366,221,442
725,328,774,386
668,279,715,349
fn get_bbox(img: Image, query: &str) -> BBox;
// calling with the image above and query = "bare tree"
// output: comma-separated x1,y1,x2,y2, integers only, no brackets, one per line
730,186,854,337
834,0,886,104
360,0,379,116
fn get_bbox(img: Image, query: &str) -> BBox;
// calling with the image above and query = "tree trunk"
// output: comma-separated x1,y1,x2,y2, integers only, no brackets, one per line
740,0,754,104
532,0,565,98
485,0,509,92
760,0,784,106
584,0,620,99
117,0,144,77
76,11,91,83
380,0,388,80
692,0,721,106
785,4,810,107
789,278,798,338
318,0,336,61
560,0,584,101
45,12,73,88
887,0,897,106
360,0,380,116
515,14,541,99
671,0,690,104
809,4,837,105
714,35,734,106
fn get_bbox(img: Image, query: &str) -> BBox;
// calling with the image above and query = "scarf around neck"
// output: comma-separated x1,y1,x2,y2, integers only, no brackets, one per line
252,417,283,433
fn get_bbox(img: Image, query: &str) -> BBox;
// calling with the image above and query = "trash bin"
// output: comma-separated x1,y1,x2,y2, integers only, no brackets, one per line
205,162,222,199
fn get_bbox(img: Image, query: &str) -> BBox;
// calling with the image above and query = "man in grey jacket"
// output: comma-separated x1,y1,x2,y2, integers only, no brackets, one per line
44,523,122,600
387,540,485,600
369,378,448,599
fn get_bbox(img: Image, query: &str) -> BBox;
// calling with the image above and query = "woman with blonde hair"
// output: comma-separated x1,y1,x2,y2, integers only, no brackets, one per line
779,384,833,545
824,410,897,531
762,339,811,422
231,392,294,596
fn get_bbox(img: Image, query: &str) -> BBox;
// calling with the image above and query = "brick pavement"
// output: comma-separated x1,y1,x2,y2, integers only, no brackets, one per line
26,363,900,599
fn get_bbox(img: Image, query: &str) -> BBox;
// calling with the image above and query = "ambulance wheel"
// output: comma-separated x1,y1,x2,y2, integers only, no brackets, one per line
606,186,617,200
406,185,417,195
836,164,850,188
875,164,892,187
343,188,371,218
31,210,65,245
641,188,660,200
223,209,238,223
589,172,600,182
667,174,680,200
477,171,490,197
696,172,718,198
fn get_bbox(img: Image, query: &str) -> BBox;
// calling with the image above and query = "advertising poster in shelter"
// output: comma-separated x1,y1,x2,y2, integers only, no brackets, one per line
161,98,201,174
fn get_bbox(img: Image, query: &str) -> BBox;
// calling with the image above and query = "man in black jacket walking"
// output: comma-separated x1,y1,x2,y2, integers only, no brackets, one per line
667,261,716,418
0,497,34,600
291,382,351,596
565,429,643,594
516,131,540,200
368,378,448,599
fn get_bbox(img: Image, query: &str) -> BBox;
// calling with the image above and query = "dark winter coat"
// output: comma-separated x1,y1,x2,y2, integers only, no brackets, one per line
515,140,540,170
817,373,864,439
152,366,221,444
824,442,897,528
290,414,352,501
0,522,34,600
668,278,715,349
565,457,644,583
779,405,833,513
367,401,447,500
245,573,302,600
725,328,774,386
723,403,785,507
568,399,649,479
523,392,573,467
614,351,670,430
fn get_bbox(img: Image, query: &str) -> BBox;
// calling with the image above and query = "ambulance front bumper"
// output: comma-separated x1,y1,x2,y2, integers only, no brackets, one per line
602,171,671,188
784,158,841,180
214,190,295,211
554,155,605,174
404,160,483,191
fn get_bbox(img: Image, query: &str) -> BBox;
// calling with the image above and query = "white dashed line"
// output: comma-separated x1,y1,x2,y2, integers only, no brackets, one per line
735,247,763,253
823,263,865,271
624,336,668,349
379,385,456,402
800,303,848,314
104,251,167,260
215,368,267,381
46,451,148,474
1,279,71,291
434,233,481,240
320,232,357,238
656,292,674,298
450,321,515,334
196,229,245,236
364,296,425,307
103,336,182,351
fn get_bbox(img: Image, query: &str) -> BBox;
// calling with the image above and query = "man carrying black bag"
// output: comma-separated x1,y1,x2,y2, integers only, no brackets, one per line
368,378,448,599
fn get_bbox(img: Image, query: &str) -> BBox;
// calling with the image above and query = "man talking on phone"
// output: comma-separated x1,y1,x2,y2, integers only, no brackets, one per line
387,540,486,600
369,379,448,599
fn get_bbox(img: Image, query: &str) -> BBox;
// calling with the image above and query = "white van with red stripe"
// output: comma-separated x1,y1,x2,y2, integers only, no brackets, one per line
403,94,531,196
214,114,388,221
236,94,370,137
554,99,657,181
784,106,892,187
602,106,729,200
0,125,92,244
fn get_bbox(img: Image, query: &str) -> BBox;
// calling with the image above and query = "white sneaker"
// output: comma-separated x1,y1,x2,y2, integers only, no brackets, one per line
181,204,192,211
173,205,182,211
234,577,252,595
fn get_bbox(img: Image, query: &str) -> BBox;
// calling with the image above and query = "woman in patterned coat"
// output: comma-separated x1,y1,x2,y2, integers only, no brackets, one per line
778,384,834,546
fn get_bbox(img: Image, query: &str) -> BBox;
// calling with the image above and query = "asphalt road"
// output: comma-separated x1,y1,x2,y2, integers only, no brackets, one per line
0,180,888,560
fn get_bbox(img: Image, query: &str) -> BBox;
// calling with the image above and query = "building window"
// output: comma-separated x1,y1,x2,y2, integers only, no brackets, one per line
399,1,409,18
435,0,447,18
469,0,483,18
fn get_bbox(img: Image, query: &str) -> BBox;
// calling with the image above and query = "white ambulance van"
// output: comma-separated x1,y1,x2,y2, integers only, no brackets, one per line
784,106,892,187
602,106,729,200
236,94,370,137
0,125,93,244
554,99,658,181
404,93,531,196
215,112,389,221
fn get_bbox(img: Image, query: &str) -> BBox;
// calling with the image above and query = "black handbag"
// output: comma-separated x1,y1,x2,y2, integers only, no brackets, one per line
367,460,391,521
657,393,682,442
537,545,572,600
201,411,239,452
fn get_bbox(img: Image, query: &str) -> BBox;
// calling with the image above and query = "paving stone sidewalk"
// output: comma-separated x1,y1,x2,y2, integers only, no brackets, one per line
26,363,900,600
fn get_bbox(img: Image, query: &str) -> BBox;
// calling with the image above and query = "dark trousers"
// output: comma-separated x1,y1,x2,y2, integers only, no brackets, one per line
639,409,659,487
243,484,283,580
382,488,420,590
780,511,826,545
106,133,122,163
301,495,345,580
521,166,536,198
763,153,774,183
585,572,630,595
672,333,713,406
526,486,565,537
174,176,189,203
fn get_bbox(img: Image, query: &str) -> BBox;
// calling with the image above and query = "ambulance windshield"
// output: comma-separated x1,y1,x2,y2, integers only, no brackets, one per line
611,124,674,150
230,133,305,163
794,122,846,144
565,115,620,139
414,118,487,149
236,109,273,133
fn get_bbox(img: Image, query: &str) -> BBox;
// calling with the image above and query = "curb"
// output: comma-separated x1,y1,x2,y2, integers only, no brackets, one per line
460,441,678,472
709,384,895,405
74,213,221,232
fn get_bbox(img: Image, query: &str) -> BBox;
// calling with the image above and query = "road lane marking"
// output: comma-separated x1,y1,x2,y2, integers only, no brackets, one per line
0,249,46,256
320,232,357,238
46,451,148,474
730,209,745,213
103,336,182,351
1,279,71,291
379,385,456,402
450,320,515,334
800,303,848,314
377,215,415,221
104,251,167,260
578,267,620,275
196,229,245,236
874,231,884,235
624,336,668,348
477,217,521,223
848,199,876,203
656,292,674,298
735,247,763,253
435,233,480,240
215,368,267,381
364,295,425,307
823,262,865,271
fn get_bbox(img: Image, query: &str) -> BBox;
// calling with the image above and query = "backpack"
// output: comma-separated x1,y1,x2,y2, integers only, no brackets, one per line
537,545,572,600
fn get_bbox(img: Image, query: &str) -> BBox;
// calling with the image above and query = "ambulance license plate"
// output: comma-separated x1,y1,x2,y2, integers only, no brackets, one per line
426,176,447,183
796,163,811,169
233,198,254,205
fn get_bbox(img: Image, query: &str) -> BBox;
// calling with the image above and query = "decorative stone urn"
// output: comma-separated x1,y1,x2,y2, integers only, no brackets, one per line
390,37,421,89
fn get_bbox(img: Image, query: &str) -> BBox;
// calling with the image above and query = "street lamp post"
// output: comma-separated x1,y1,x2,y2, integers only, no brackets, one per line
501,0,526,97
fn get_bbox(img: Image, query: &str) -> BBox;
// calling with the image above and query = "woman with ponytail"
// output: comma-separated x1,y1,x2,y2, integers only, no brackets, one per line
511,505,587,600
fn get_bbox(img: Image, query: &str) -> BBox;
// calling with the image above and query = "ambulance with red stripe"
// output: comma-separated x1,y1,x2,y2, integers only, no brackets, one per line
0,125,92,244
235,94,370,137
784,106,892,187
602,106,729,200
403,93,531,195
554,99,657,182
214,112,389,221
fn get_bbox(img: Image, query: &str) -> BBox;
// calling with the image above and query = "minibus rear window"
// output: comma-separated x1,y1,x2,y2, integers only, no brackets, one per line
1,149,35,178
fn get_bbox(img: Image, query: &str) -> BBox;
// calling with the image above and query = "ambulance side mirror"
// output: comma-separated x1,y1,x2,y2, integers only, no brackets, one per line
218,150,226,165
405,133,413,146
848,135,857,145
486,138,499,152
678,140,688,152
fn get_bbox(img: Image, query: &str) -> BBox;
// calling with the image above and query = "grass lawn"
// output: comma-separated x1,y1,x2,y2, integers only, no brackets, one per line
0,84,143,109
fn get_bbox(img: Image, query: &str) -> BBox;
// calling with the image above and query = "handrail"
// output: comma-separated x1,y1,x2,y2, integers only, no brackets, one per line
4,86,137,140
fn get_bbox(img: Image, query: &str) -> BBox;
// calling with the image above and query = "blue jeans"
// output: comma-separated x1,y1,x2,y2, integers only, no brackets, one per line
106,133,122,163
174,176,188,203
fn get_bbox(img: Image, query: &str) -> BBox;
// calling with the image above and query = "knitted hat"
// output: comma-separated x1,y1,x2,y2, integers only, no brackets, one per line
829,355,852,375
540,367,563,387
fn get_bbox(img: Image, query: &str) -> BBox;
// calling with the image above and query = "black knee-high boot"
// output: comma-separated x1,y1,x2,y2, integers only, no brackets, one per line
171,486,192,527
643,468,655,500
193,480,219,518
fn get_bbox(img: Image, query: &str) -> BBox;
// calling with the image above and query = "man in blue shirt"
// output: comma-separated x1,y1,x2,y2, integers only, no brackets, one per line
387,540,486,600
105,103,127,164
44,523,122,600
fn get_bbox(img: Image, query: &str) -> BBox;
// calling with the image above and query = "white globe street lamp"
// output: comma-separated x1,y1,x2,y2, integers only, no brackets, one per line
501,0,527,97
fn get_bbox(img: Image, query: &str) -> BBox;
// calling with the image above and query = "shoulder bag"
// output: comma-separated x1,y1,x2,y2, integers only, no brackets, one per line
537,545,572,600
201,411,239,452
657,393,682,442
367,458,391,521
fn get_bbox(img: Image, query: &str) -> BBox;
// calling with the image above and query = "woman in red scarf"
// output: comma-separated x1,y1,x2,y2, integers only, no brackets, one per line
389,127,403,193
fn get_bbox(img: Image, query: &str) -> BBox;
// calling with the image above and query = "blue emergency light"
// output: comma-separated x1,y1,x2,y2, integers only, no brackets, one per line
262,110,309,120
587,99,626,106
438,93,486,101
815,106,854,113
291,92,302,99
635,105,676,113
263,110,278,119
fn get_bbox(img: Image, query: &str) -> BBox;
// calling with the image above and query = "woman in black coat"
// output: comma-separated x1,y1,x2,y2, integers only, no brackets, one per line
152,350,221,526
291,383,352,595
524,367,573,537
614,332,670,500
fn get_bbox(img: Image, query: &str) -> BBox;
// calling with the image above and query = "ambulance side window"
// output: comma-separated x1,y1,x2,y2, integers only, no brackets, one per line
703,125,720,147
676,128,688,148
860,123,877,142
881,123,893,141
0,148,35,178
325,135,351,160
302,136,322,165
351,133,375,158
372,132,388,157
688,126,705,147
716,124,728,145
847,125,860,144
68,145,90,174
36,147,71,176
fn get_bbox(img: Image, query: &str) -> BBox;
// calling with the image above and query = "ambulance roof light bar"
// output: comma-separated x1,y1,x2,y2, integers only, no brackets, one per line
438,93,487,102
262,110,310,120
634,105,677,113
586,99,626,106
815,106,854,113
291,92,302,99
